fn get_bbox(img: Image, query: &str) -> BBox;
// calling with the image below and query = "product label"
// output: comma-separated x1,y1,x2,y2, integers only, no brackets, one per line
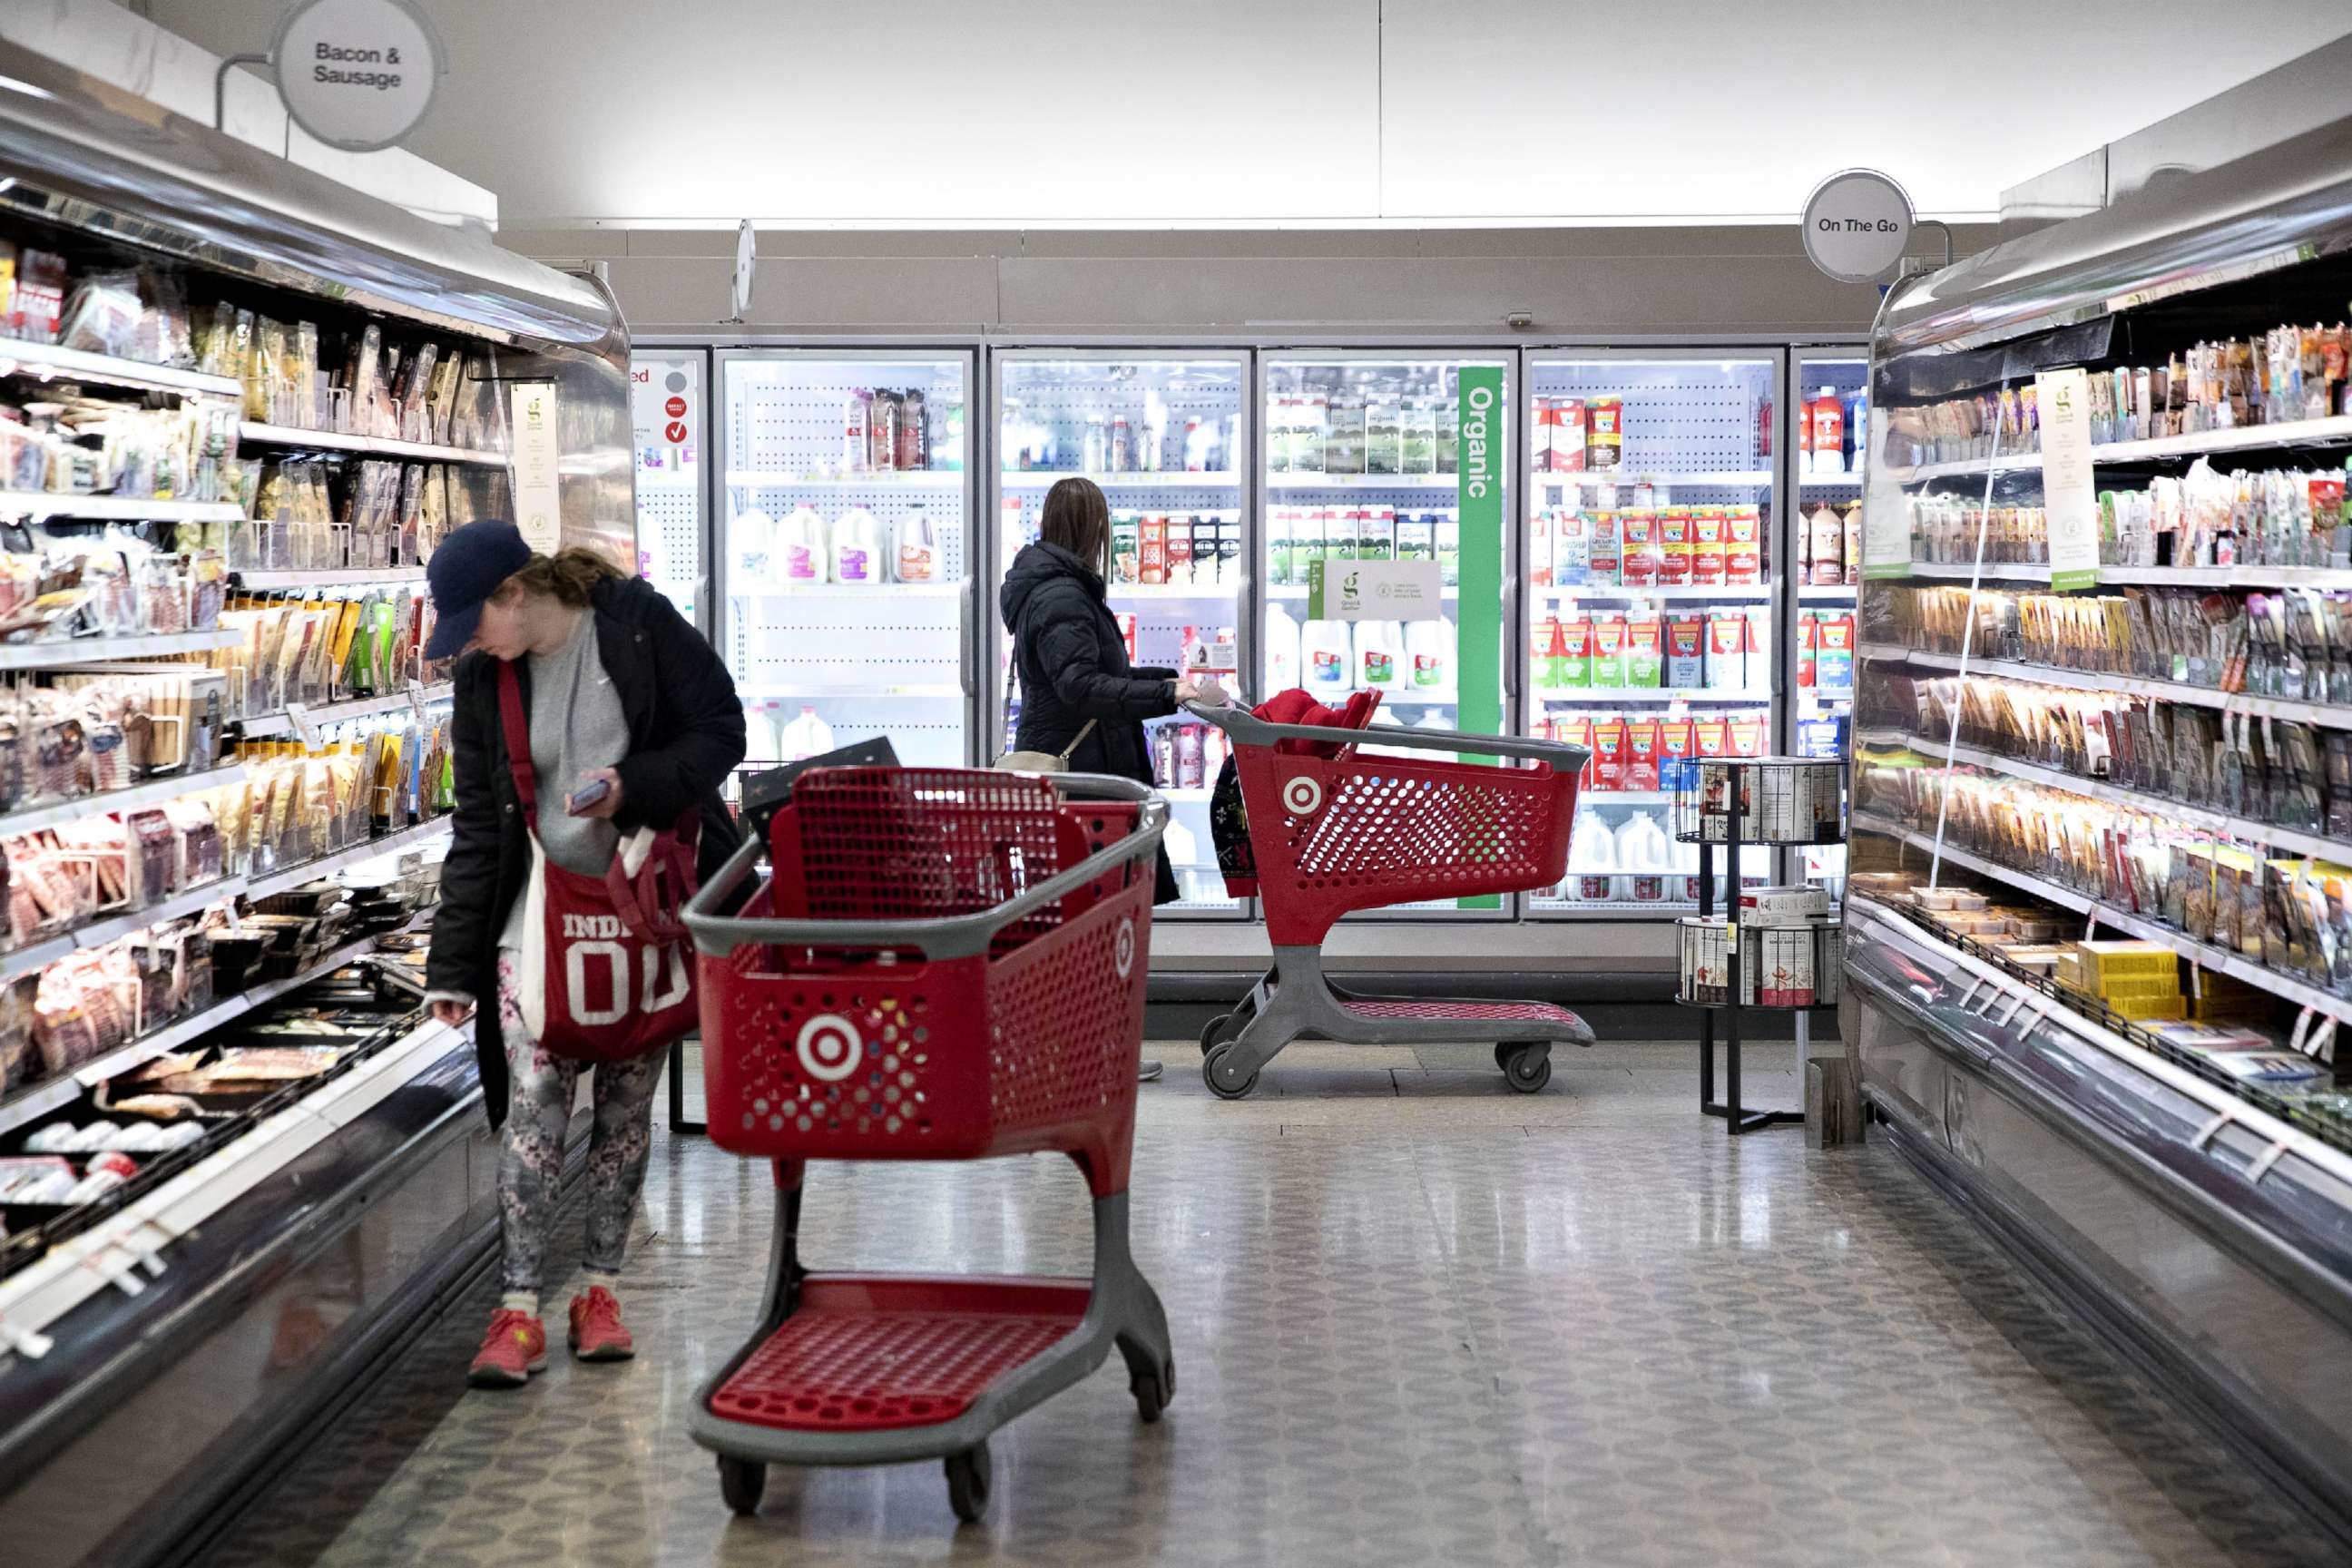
1311,650,1344,684
1622,512,1661,587
1690,510,1726,585
1592,718,1629,789
838,548,869,581
783,544,817,581
897,547,934,582
1667,617,1703,689
1413,654,1443,688
1626,719,1662,791
1659,510,1692,585
1363,651,1396,685
1592,617,1628,688
1625,618,1663,688
1559,618,1593,689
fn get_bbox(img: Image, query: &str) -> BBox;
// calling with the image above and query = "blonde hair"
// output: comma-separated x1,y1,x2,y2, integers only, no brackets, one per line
491,547,623,608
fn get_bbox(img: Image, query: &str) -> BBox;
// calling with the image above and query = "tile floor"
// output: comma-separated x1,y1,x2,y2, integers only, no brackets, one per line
203,1040,2344,1568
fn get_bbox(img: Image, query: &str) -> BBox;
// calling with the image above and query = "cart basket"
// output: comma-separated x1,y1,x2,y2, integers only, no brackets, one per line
683,768,1168,1199
1189,702,1588,947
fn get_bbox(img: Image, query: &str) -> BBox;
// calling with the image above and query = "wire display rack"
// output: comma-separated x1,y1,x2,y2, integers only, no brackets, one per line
1670,755,1848,1134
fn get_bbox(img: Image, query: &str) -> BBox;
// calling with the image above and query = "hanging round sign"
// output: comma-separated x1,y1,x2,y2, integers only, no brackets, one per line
271,0,445,152
1799,169,1914,284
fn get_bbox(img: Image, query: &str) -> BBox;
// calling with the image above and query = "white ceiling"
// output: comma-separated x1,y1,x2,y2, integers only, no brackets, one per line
146,0,2352,228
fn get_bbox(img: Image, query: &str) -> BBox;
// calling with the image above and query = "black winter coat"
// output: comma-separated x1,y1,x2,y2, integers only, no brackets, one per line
427,575,746,1127
999,542,1181,903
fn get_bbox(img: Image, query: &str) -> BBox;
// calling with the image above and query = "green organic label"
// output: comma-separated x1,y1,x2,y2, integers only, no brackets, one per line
1456,364,1505,908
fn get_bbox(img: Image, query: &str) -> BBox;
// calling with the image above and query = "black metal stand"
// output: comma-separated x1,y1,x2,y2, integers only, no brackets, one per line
669,1035,707,1136
1692,772,1806,1137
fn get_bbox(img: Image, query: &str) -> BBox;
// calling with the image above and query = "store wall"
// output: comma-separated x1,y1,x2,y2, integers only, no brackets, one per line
495,222,2006,340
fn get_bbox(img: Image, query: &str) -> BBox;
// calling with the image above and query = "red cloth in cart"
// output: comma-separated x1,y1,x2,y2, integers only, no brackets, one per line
1254,688,1381,756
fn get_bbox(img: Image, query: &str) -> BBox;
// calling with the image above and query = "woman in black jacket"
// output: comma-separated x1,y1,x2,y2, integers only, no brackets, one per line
1002,480,1200,1081
421,521,744,1388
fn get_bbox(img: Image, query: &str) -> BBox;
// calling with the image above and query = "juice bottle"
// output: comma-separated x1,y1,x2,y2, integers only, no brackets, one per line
869,390,900,473
1808,387,1845,475
897,388,926,471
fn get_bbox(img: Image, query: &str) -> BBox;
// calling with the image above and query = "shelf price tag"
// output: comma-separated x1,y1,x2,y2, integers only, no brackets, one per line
284,701,324,750
2037,368,2101,592
406,678,430,723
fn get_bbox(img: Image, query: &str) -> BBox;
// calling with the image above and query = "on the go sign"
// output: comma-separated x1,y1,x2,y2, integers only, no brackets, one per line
1800,169,1915,284
271,0,444,152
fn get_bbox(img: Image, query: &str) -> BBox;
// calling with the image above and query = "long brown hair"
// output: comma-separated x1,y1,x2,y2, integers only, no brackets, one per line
1039,476,1112,581
491,546,623,608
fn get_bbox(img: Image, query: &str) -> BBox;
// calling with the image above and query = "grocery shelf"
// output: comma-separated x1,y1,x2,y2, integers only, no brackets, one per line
1267,473,1459,490
236,566,428,588
0,763,249,839
237,423,510,467
1537,582,1772,601
0,934,75,984
1267,583,1459,600
1108,583,1250,600
733,581,961,599
1004,470,1240,488
1534,687,1773,705
1905,560,2352,591
46,877,249,962
1883,727,2350,864
0,492,244,524
1854,811,2352,1027
0,338,242,400
244,816,452,901
1884,413,2352,485
1532,898,1704,915
738,682,963,699
1577,790,1676,806
237,683,453,740
0,627,242,671
1857,642,2352,730
0,925,398,1138
1799,474,1867,489
727,469,963,488
1798,583,1861,600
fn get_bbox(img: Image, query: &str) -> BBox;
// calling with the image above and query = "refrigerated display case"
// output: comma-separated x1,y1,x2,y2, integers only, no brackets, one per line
1789,350,1865,899
993,351,1249,915
1520,353,1781,919
718,351,975,775
1259,352,1512,916
1847,117,2352,1528
632,349,707,628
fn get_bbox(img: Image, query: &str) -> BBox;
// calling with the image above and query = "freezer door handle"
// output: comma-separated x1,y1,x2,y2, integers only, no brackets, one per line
959,574,976,695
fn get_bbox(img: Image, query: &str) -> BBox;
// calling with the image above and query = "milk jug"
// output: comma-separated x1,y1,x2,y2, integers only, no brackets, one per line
1406,616,1454,693
776,504,825,583
892,506,939,583
731,506,777,589
779,706,836,762
1302,617,1352,699
1353,619,1405,691
830,506,882,585
1264,603,1304,695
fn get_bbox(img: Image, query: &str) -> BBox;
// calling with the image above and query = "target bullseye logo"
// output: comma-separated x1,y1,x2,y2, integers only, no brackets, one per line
796,1014,862,1082
1281,775,1324,817
1114,916,1136,978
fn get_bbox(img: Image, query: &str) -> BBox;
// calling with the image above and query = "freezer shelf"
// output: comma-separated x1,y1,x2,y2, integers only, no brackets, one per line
720,352,974,771
995,354,1249,914
1789,354,1865,895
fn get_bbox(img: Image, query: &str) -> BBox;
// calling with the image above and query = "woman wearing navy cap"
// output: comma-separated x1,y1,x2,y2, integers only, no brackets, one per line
421,520,745,1388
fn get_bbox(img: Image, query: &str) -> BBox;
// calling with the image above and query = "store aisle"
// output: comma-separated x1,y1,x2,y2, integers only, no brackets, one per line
202,1043,2340,1568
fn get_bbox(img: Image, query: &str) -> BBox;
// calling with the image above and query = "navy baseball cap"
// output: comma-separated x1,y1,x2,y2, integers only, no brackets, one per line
424,520,534,659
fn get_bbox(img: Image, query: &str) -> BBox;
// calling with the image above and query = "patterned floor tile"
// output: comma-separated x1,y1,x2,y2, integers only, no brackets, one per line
197,1040,2342,1568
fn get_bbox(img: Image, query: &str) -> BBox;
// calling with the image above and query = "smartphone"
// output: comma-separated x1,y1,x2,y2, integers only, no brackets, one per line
566,778,612,816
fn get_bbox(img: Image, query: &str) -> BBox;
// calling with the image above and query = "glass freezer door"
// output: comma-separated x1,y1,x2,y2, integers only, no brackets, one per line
993,352,1249,915
718,351,974,779
1261,351,1513,916
1520,353,1782,917
629,349,706,630
1789,350,1866,900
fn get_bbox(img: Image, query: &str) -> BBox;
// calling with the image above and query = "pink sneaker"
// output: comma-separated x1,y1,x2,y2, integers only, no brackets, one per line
569,1286,635,1363
467,1308,548,1388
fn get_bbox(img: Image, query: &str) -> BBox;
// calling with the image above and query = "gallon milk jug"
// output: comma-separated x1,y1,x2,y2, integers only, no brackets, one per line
779,706,836,762
1618,811,1672,903
776,504,825,583
745,704,784,764
1264,603,1304,695
1406,615,1454,694
830,507,883,585
1302,617,1352,700
892,506,939,583
731,507,777,590
1354,619,1405,691
1162,818,1200,901
1567,808,1617,902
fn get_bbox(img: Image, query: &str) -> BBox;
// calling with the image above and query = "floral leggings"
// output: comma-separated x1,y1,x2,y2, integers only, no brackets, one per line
495,952,666,1296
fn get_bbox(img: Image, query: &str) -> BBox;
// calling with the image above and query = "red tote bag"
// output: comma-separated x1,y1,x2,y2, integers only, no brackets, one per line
498,661,700,1062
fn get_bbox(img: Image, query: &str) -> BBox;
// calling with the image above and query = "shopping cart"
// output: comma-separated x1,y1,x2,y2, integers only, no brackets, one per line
680,766,1173,1524
1191,700,1594,1097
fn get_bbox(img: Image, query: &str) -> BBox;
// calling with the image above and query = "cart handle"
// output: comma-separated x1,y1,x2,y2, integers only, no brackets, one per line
1183,700,1589,769
681,772,1170,961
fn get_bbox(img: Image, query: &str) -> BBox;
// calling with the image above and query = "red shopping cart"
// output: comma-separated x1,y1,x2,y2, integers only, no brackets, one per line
680,767,1173,1524
1191,700,1594,1098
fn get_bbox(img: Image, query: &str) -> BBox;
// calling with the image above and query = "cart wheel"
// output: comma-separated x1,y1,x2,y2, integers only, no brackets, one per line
718,1455,766,1516
1203,1042,1259,1100
1500,1045,1552,1093
945,1442,992,1524
1199,1012,1237,1054
1132,1353,1177,1423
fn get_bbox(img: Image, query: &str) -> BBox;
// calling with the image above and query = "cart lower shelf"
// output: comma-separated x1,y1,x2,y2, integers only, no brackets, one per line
709,1275,1093,1433
1339,997,1585,1026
